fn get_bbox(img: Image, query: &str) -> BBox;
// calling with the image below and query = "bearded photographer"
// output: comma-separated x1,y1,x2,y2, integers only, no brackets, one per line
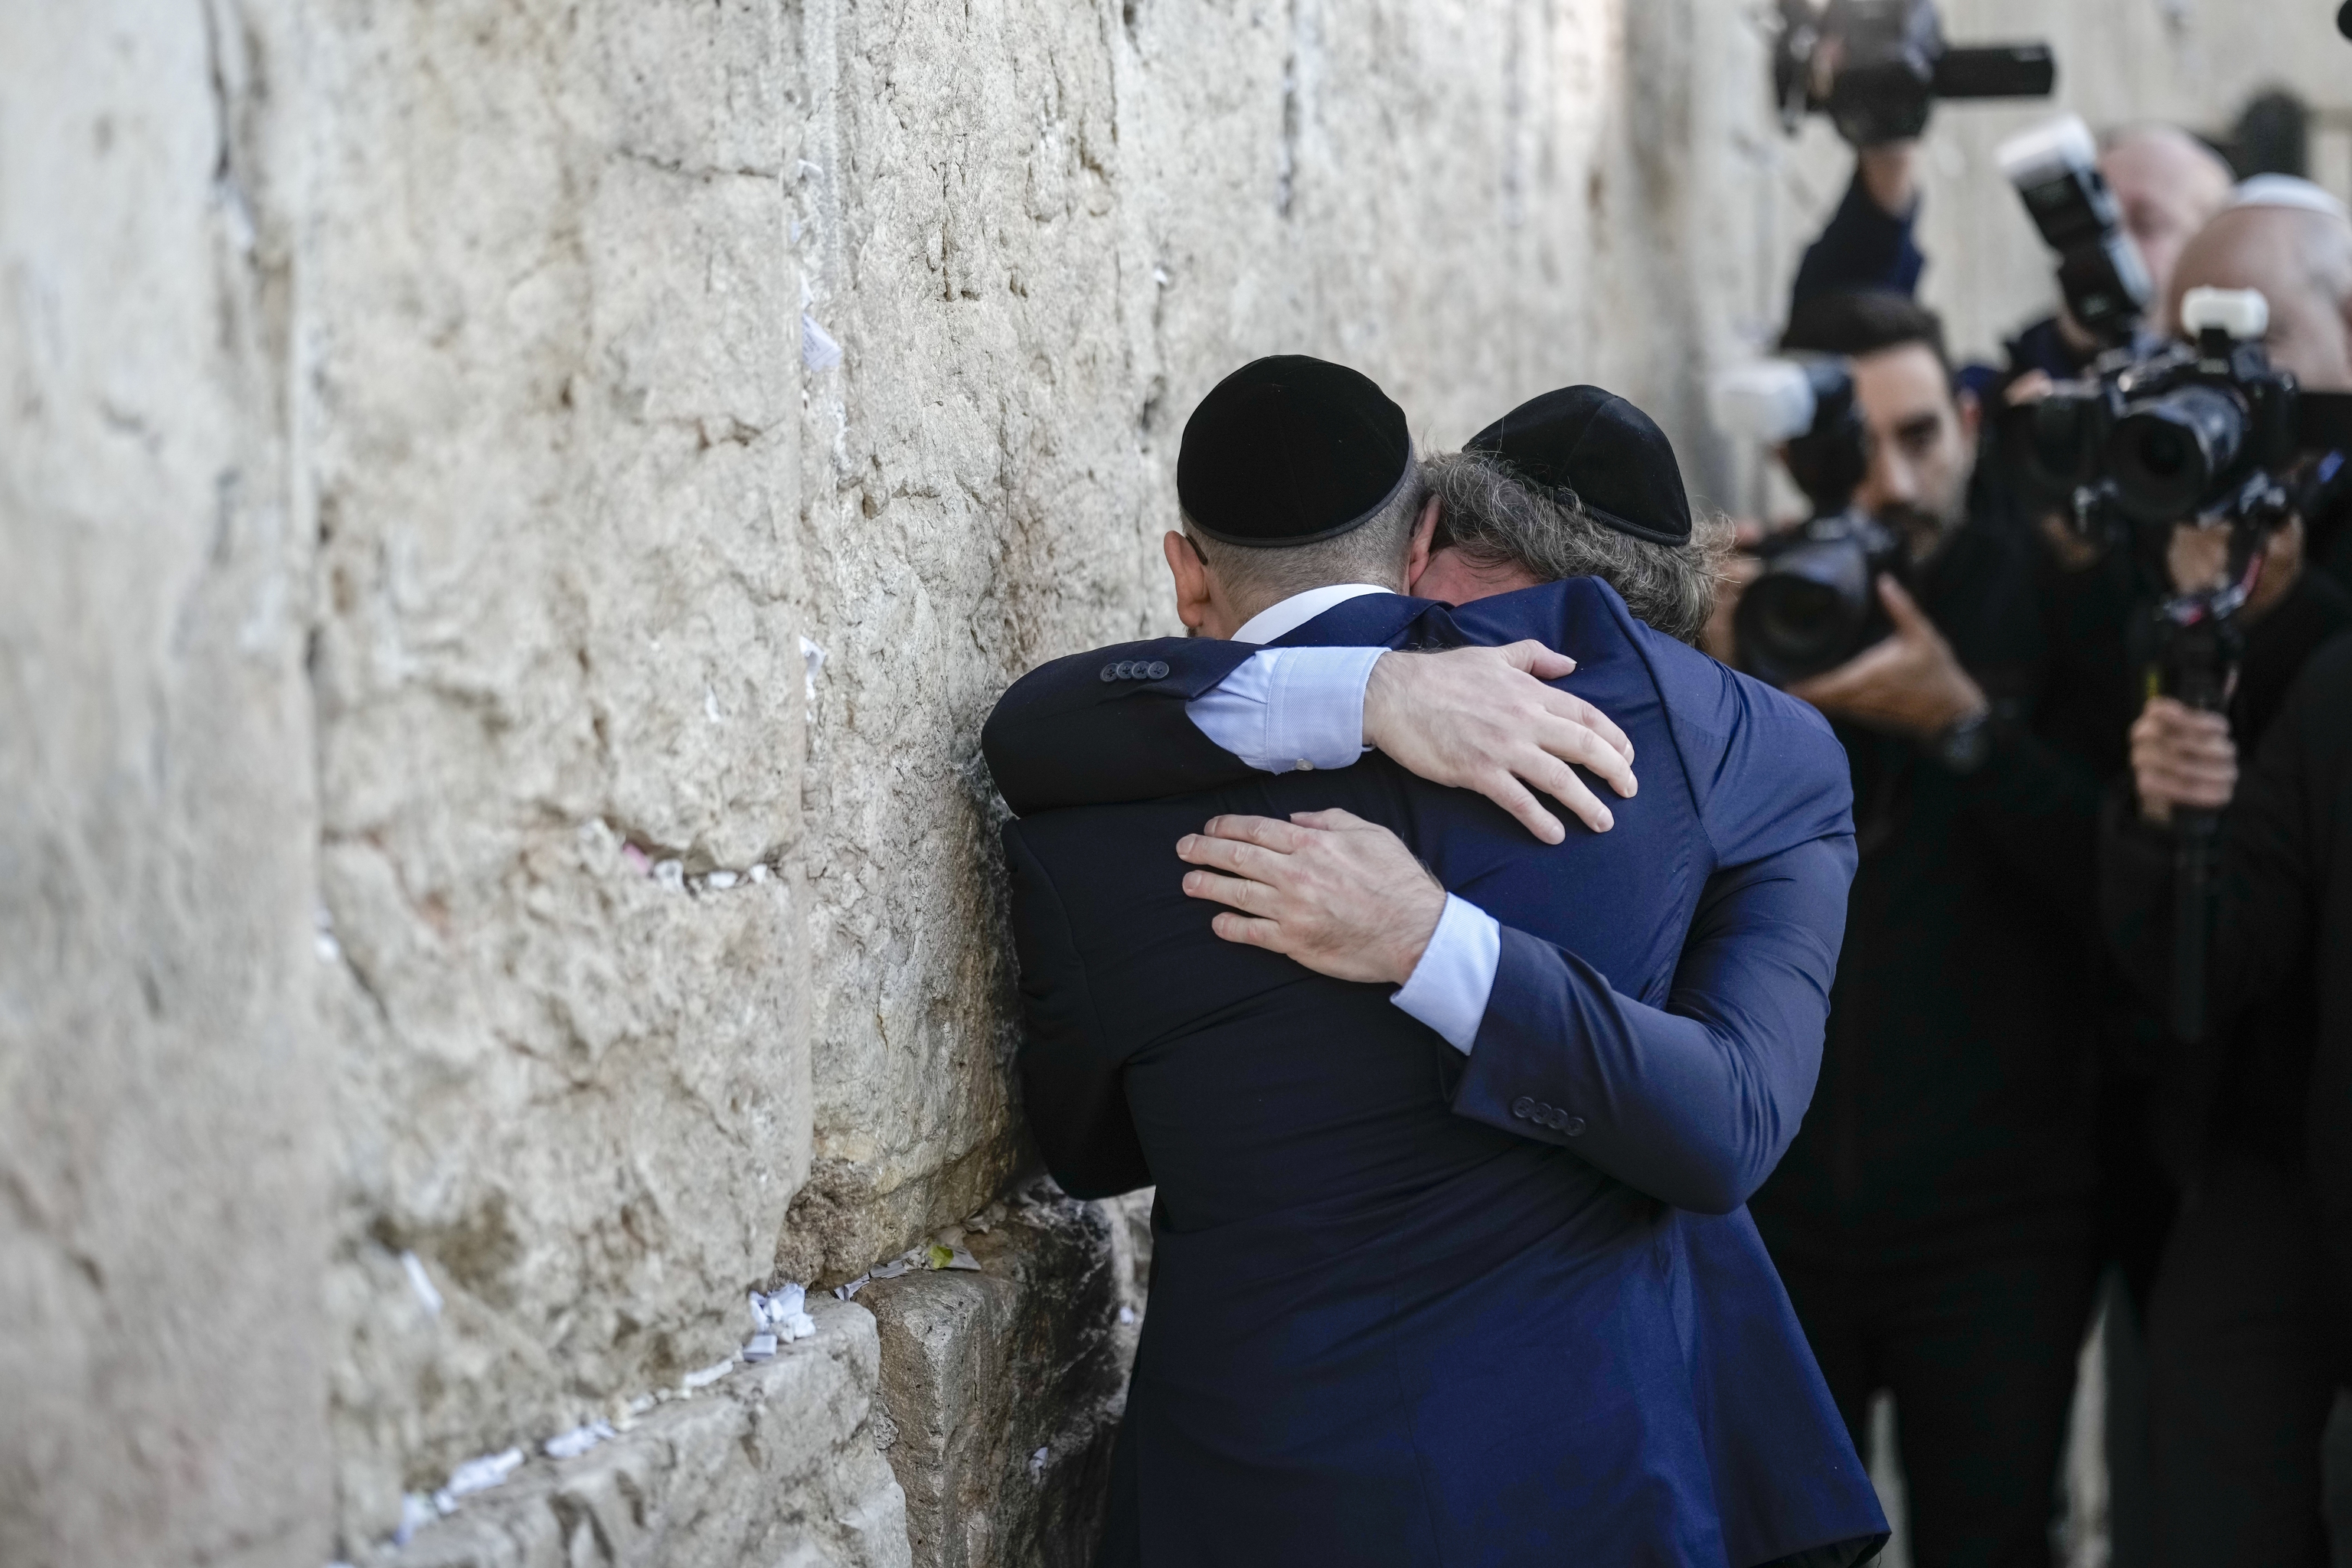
1730,287,2118,1568
2099,180,2352,1567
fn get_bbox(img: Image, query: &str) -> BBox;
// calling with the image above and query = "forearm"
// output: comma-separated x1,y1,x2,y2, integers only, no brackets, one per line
1791,158,1926,308
1446,838,1851,1213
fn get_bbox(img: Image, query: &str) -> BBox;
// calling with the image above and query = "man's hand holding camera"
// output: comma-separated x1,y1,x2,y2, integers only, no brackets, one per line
1786,576,1989,743
2129,697,2238,827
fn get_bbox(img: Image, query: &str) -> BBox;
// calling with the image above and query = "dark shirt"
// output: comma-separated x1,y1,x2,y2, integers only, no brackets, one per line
2102,632,2352,1313
1753,501,2115,1258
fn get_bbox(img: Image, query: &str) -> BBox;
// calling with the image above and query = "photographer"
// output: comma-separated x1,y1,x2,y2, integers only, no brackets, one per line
1741,289,2115,1567
1793,124,2233,384
2099,182,2352,1566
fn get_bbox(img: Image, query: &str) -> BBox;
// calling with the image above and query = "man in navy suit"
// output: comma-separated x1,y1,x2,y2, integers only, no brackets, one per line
991,358,1886,1565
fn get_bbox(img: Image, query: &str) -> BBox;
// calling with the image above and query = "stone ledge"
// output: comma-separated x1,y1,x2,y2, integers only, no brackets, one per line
855,1181,1149,1568
381,1295,909,1568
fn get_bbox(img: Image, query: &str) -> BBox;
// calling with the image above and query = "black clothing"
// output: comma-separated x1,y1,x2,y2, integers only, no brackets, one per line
2103,629,2352,1315
1753,508,2109,1248
1750,501,2115,1568
2103,633,2352,1563
1774,1230,2101,1568
2145,1156,2340,1568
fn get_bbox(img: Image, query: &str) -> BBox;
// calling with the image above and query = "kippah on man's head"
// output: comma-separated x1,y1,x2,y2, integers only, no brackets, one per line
1466,386,1693,547
1178,356,1414,547
2228,174,2351,224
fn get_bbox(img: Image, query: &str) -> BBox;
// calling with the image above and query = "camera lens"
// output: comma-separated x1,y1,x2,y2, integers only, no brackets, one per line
1735,533,1879,684
2109,384,2245,521
1749,578,1851,666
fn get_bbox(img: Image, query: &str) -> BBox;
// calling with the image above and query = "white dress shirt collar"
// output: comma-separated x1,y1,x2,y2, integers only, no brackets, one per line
1230,583,1397,645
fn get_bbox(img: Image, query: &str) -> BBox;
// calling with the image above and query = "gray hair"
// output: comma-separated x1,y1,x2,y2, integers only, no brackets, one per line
1422,449,1732,645
1185,461,1433,608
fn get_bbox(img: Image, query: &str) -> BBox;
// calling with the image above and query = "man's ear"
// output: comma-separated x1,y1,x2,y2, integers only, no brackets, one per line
1403,496,1441,592
1163,530,1214,632
1955,385,1982,445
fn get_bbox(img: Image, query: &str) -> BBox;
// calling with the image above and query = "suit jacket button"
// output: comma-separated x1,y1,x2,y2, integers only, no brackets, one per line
1099,663,1119,682
1148,660,1170,679
1511,1096,1534,1119
1560,1116,1586,1136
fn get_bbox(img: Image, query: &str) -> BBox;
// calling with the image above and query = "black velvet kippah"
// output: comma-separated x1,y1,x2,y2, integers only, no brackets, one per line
1177,356,1415,546
1465,385,1692,546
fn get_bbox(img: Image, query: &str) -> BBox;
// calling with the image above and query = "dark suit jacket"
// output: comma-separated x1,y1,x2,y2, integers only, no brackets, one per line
991,581,1886,1566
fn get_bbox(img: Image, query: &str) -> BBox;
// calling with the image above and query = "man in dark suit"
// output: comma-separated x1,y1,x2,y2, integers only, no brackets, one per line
993,358,1886,1565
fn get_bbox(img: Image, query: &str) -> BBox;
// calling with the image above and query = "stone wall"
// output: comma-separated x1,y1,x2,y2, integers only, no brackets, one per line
6,4,2341,1566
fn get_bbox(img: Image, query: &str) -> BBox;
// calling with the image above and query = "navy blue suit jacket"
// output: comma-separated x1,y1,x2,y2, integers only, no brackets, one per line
991,580,1885,1566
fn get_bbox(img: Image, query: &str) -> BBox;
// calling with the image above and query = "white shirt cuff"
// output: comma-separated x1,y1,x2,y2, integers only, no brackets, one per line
1390,894,1501,1054
1184,646,1383,773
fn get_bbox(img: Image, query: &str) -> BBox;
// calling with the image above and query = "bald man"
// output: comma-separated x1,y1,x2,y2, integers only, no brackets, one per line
2106,126,2242,312
2107,178,2352,1566
2157,183,2352,715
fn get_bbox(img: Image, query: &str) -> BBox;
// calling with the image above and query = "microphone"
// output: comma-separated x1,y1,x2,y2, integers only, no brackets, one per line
2342,0,2350,39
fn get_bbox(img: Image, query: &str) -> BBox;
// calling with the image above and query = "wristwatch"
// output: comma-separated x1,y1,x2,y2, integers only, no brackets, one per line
1927,706,1994,775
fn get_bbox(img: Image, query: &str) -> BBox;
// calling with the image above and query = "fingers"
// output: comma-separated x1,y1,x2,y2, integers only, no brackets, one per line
1287,808,1370,831
1208,911,1289,952
1875,575,1929,633
1529,711,1638,799
1181,867,1263,911
1177,833,1289,882
1496,639,1576,680
1481,774,1570,845
1535,687,1635,764
1519,756,1613,835
1194,814,1312,852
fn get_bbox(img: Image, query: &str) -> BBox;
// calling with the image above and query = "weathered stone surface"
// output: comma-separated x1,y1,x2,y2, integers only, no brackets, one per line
0,4,332,1565
301,1,815,1538
854,1181,1150,1568
11,4,2347,1566
386,1295,909,1568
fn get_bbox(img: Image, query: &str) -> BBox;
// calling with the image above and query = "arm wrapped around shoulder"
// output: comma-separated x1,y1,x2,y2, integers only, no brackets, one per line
982,638,1258,815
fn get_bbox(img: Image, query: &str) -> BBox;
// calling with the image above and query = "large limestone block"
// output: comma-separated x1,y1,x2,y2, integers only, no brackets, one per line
0,2,331,1563
854,1182,1150,1568
387,1295,910,1568
297,0,817,1534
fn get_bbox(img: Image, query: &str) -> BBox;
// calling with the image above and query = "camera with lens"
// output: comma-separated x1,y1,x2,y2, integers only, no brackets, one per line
1709,355,1907,686
2006,288,2352,1039
2007,288,2352,554
1771,0,2054,146
1996,115,2151,351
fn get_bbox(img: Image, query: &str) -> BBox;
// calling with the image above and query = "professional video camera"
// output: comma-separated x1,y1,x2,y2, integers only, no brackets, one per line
2007,287,2352,1036
1770,0,2054,146
1708,356,1905,686
1996,115,2151,351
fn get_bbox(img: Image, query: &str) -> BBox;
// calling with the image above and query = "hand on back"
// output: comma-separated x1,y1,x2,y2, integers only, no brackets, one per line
1363,641,1636,844
1178,811,1447,986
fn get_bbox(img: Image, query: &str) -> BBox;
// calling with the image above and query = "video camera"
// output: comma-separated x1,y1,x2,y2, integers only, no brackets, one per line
1771,0,2054,147
2005,287,2352,1037
1996,116,2151,351
1708,356,1906,686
